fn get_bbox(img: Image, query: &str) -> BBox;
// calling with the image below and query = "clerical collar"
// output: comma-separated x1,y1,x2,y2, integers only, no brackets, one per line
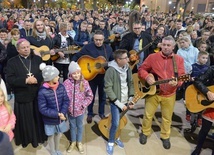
19,54,29,59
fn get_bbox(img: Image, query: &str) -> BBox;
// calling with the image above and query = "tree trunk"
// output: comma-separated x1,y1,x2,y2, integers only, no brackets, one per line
182,0,191,20
175,0,181,14
80,0,85,10
93,0,97,11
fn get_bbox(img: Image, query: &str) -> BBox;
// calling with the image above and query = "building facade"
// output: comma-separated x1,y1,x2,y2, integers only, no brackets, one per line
140,0,214,13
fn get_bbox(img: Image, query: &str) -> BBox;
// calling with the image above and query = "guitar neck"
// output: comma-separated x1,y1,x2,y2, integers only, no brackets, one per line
152,74,190,86
152,78,174,86
120,108,129,119
63,50,78,54
137,42,153,56
54,48,68,53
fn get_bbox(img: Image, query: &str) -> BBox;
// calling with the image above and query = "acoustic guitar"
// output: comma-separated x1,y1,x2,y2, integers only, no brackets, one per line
51,47,80,62
129,37,161,70
98,93,142,139
30,45,79,61
109,30,129,42
185,85,214,113
132,73,191,98
77,55,108,81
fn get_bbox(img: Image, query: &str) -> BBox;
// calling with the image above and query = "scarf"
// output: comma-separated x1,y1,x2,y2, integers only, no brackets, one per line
11,39,17,47
44,81,59,91
36,31,47,40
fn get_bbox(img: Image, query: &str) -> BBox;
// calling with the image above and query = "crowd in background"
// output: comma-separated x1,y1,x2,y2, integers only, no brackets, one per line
0,6,213,155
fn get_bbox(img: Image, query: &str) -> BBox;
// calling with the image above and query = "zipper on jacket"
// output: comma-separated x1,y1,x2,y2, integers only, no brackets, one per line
73,80,76,116
54,89,61,124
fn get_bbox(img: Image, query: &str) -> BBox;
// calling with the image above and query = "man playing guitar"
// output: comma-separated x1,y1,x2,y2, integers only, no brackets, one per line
138,36,185,149
119,21,153,73
72,30,114,124
192,67,214,155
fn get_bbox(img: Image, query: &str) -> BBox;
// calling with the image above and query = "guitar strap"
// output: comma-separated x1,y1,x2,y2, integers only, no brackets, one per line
139,38,143,51
172,55,178,78
103,44,108,60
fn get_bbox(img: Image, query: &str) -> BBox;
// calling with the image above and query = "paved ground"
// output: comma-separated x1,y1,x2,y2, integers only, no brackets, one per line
10,96,213,155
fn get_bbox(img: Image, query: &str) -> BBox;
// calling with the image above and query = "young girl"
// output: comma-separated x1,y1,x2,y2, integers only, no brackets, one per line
38,63,69,155
0,88,16,141
64,61,93,154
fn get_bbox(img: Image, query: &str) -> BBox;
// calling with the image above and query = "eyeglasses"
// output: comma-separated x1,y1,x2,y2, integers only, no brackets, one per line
133,27,141,30
119,56,128,60
94,39,104,42
202,33,210,36
158,29,164,31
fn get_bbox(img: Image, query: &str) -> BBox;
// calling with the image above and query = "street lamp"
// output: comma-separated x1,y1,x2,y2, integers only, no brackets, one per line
126,0,131,6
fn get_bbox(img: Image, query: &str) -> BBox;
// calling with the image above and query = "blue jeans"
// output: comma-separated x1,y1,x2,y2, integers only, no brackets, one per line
108,103,121,143
68,114,84,142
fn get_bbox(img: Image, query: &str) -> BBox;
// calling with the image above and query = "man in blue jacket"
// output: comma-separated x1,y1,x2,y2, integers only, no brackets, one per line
72,30,114,123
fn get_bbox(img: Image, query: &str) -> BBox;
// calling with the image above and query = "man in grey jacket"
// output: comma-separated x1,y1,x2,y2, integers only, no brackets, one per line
104,49,134,155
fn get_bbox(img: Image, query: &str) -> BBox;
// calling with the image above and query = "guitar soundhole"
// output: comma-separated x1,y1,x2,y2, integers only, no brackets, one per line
138,81,143,91
142,87,150,93
201,100,214,106
96,63,101,69
138,81,150,93
104,125,109,130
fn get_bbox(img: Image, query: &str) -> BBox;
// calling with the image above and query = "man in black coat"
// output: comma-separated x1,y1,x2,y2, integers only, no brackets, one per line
119,21,153,73
6,39,47,147
19,20,32,39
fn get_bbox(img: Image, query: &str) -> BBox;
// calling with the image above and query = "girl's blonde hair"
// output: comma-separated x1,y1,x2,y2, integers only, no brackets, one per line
0,88,12,115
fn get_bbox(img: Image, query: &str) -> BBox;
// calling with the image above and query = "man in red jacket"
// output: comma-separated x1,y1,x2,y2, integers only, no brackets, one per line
138,36,185,149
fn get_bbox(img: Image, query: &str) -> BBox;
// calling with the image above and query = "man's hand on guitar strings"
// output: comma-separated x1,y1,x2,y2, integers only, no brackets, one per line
146,75,155,85
58,51,65,58
128,102,134,109
206,91,214,101
169,77,178,87
122,105,128,111
33,50,41,57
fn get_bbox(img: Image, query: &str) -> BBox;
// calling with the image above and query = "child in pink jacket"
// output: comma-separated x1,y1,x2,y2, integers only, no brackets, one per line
64,61,93,154
0,88,16,141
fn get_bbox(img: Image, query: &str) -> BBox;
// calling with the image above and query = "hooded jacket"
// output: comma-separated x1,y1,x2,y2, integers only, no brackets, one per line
63,77,93,117
104,60,134,109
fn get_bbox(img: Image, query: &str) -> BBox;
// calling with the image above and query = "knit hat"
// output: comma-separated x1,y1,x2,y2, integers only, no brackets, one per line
68,61,81,74
40,63,59,81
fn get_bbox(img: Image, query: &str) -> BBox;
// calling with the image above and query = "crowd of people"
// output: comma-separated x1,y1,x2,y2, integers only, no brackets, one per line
0,6,213,155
